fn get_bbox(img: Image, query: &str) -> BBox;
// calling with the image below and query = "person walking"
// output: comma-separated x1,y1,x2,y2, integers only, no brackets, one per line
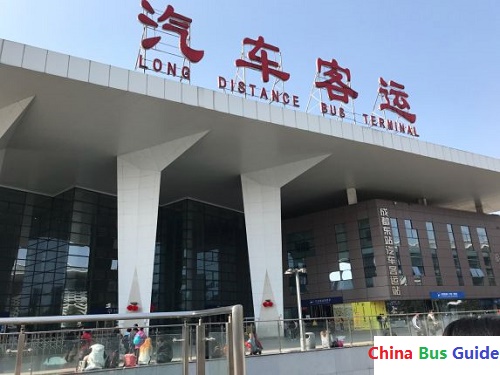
427,310,439,335
138,337,153,365
63,330,78,362
78,329,92,361
132,327,147,357
320,330,330,349
377,314,386,331
246,332,262,355
156,336,173,363
128,325,138,354
412,313,423,336
121,328,131,354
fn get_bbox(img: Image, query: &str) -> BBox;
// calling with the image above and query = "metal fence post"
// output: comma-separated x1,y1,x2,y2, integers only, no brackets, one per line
231,305,245,375
277,319,283,354
182,320,189,375
196,319,205,375
227,319,233,375
14,325,26,375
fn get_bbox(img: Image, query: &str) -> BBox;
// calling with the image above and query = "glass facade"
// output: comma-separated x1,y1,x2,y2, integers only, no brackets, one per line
285,231,312,294
404,219,424,283
358,218,375,287
447,224,464,286
426,222,442,286
331,223,353,290
2,186,500,323
0,187,117,324
390,218,406,285
477,227,495,286
0,187,252,321
153,200,252,315
461,225,484,286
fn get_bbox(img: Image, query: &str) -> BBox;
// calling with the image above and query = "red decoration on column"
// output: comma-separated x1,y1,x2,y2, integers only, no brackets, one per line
262,299,274,307
127,302,139,312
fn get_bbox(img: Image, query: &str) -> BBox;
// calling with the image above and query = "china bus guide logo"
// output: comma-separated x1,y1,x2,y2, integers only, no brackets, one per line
136,1,419,138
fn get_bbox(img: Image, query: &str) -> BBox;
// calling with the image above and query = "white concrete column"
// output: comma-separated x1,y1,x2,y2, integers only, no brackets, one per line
117,132,208,317
347,187,357,205
0,97,34,171
241,155,329,336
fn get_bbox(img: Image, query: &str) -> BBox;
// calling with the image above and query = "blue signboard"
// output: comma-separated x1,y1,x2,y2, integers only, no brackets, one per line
302,297,343,306
429,291,465,300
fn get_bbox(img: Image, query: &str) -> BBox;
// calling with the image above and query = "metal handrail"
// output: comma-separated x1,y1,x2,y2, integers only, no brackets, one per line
0,305,241,326
0,304,246,375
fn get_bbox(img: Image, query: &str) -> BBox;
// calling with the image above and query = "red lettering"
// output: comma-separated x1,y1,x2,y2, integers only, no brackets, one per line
260,87,268,100
218,76,227,89
182,66,190,80
238,81,246,94
387,119,394,130
167,62,176,76
378,117,385,128
398,123,405,133
321,102,327,114
153,58,162,72
249,84,257,96
138,54,148,69
368,347,377,359
371,115,377,126
216,78,299,107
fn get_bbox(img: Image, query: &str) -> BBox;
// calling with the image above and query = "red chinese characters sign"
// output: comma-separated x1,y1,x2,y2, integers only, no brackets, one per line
217,35,299,107
378,78,416,123
311,56,418,136
136,2,420,137
235,36,290,83
138,0,204,63
315,58,358,104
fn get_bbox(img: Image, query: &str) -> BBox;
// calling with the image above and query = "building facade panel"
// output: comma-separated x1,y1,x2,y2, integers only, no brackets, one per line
282,199,500,317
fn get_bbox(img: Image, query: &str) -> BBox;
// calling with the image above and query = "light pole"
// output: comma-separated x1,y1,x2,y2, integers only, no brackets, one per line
285,267,307,351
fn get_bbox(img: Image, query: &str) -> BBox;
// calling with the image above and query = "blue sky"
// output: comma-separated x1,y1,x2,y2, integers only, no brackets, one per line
1,0,499,158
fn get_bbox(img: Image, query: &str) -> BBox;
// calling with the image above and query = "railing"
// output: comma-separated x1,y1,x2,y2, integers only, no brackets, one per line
241,309,498,353
0,308,496,374
0,304,245,375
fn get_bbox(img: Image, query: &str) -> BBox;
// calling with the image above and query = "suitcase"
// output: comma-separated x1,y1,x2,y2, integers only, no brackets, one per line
124,353,137,367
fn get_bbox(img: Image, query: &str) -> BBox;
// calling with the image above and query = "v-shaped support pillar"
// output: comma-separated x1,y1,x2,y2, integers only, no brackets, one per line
117,132,208,318
241,154,330,336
